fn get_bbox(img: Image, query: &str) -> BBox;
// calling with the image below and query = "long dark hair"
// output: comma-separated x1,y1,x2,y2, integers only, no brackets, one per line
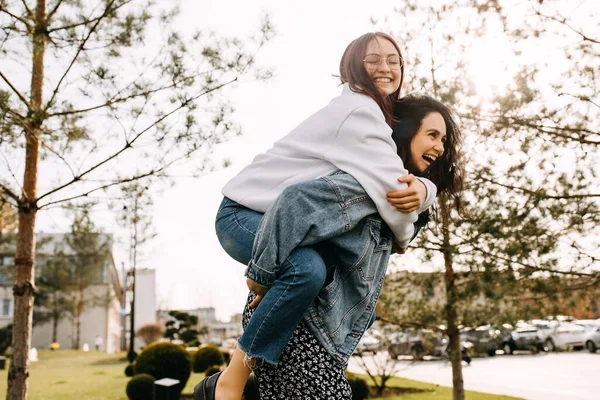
392,95,464,209
339,32,404,127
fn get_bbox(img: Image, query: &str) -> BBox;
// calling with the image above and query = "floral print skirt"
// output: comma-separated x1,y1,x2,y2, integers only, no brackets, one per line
242,292,352,400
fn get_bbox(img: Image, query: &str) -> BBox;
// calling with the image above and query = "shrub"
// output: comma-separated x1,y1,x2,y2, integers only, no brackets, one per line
134,342,192,398
125,373,154,400
124,364,135,377
192,345,224,373
347,374,369,400
205,365,222,377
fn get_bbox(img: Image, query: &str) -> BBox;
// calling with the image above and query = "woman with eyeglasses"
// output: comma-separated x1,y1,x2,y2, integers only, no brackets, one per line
194,32,463,399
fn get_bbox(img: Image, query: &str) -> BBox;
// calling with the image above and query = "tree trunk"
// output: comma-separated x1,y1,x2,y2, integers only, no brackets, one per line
75,291,82,350
440,197,464,400
51,292,58,343
7,1,46,398
71,290,80,350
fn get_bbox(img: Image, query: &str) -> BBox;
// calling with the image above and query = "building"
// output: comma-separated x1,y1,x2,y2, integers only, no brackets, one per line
0,233,122,353
131,268,157,350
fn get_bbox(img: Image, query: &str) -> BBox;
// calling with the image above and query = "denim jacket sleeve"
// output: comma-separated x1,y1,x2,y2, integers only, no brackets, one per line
244,260,276,289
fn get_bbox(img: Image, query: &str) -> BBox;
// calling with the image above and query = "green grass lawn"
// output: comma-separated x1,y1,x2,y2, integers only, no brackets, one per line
0,350,521,399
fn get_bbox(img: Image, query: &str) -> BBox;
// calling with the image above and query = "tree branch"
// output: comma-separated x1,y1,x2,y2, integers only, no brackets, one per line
37,77,237,203
473,246,594,277
45,0,118,109
0,6,32,29
533,7,600,44
0,148,25,195
40,140,76,178
475,175,600,200
0,70,31,109
461,114,599,145
19,0,33,17
0,182,20,203
47,79,188,117
37,170,159,209
48,13,109,33
46,0,65,22
521,273,600,301
558,93,600,110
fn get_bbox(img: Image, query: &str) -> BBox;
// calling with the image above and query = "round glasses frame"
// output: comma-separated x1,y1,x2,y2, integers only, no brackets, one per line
362,54,403,70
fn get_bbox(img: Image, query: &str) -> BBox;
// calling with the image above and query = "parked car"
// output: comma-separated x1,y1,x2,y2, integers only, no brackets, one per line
584,326,600,353
461,325,500,357
387,329,444,360
544,322,587,351
500,325,545,354
354,331,380,355
574,319,600,332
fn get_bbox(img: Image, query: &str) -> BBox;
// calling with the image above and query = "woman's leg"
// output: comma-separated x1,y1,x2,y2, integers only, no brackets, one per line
204,198,327,399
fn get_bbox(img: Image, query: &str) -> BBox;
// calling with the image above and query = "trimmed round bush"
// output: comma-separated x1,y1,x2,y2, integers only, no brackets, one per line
347,375,369,400
124,364,135,377
126,373,154,400
192,345,224,373
205,365,222,377
134,342,192,398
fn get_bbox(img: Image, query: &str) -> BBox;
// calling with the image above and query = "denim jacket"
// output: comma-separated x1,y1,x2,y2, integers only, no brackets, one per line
247,171,427,365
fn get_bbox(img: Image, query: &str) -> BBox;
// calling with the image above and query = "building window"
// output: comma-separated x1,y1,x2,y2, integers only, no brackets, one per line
2,299,11,316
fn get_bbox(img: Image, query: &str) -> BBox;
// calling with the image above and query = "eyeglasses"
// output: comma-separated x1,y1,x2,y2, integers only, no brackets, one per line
363,54,403,70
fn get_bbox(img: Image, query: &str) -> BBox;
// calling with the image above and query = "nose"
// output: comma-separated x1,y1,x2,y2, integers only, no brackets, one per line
378,60,391,73
434,140,444,155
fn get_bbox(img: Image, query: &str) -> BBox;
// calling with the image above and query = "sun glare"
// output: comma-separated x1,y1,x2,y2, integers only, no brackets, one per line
466,32,516,104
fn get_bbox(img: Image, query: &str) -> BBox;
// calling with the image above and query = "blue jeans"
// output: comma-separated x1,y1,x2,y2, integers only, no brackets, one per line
215,197,327,365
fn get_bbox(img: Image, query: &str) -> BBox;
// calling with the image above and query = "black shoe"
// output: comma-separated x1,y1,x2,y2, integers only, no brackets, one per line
193,372,260,400
193,371,221,400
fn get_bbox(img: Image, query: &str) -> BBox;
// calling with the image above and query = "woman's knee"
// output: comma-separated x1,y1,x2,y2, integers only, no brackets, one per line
285,247,327,295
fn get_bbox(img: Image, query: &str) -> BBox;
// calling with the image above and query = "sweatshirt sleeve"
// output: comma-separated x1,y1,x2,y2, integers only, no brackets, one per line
324,105,437,247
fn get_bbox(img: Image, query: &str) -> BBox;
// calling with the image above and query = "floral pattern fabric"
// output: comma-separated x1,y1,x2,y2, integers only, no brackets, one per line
242,292,352,400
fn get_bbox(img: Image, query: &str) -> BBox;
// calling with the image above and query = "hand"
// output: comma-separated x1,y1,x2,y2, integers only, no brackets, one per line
392,243,407,254
247,278,270,308
386,174,427,212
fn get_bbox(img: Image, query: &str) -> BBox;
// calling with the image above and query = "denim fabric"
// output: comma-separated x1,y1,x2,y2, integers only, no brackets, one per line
215,198,327,365
249,172,395,365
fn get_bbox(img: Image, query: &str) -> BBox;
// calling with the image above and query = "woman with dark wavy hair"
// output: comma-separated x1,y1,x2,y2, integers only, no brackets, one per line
195,32,463,399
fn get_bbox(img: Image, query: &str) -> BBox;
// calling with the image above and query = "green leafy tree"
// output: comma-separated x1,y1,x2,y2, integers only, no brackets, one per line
34,253,71,343
164,310,200,346
375,1,599,399
0,0,273,396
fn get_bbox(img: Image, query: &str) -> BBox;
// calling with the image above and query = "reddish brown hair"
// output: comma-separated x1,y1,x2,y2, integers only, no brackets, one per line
339,32,405,126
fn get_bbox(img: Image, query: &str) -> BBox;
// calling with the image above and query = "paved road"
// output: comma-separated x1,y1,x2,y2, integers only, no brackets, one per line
347,351,600,400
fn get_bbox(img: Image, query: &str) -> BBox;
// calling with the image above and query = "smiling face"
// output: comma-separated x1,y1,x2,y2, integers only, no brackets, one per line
364,38,402,96
410,112,446,173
